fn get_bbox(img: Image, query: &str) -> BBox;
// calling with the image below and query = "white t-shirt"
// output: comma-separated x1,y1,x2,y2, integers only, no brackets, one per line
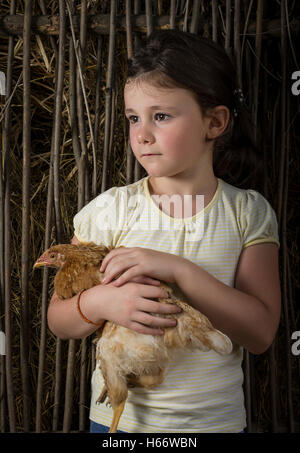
73,175,280,433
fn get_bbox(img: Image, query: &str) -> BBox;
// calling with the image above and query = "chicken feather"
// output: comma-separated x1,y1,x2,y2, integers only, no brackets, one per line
34,242,233,433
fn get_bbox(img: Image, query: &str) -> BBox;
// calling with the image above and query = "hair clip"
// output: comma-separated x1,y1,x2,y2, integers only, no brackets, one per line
233,88,245,105
233,88,246,117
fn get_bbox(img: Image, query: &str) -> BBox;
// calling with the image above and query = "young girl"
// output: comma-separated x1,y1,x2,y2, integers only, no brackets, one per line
47,30,281,433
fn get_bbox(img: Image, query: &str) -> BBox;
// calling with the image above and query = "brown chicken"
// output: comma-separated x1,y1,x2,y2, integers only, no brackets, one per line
34,242,233,433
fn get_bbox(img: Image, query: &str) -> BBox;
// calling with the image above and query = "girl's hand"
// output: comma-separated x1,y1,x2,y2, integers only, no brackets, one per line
100,247,182,287
101,282,182,335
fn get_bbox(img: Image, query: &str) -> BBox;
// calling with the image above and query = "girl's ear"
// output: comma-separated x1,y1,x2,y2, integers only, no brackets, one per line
205,106,230,140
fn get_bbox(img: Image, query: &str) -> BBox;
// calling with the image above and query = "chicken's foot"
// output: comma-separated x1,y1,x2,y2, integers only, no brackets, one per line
108,401,126,433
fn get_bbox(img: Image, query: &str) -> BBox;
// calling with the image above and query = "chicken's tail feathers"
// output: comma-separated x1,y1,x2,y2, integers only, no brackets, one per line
164,309,233,355
206,330,233,355
159,292,233,355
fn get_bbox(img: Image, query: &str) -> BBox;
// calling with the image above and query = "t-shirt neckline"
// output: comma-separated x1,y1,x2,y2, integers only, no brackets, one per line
143,175,222,222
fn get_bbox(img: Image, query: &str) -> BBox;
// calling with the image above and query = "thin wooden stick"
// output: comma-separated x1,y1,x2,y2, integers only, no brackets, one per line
183,0,189,32
35,0,58,433
273,30,290,416
252,0,263,138
243,350,252,432
35,64,58,433
225,0,232,53
169,0,176,29
262,45,279,434
52,338,62,431
101,0,116,192
1,12,297,38
50,0,72,434
125,0,133,59
78,1,88,431
145,0,153,36
0,126,4,432
79,338,88,431
236,2,251,432
277,0,286,225
234,0,242,87
68,10,82,213
241,0,254,63
132,1,144,183
66,0,97,204
50,0,66,433
35,174,54,432
125,0,135,185
53,0,66,244
190,0,200,35
93,35,103,197
211,0,218,42
67,1,86,211
1,0,17,433
63,339,76,432
75,0,89,209
20,0,32,432
281,51,294,432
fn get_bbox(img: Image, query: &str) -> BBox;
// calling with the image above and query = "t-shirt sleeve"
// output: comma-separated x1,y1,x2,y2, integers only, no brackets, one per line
241,189,280,249
73,186,123,247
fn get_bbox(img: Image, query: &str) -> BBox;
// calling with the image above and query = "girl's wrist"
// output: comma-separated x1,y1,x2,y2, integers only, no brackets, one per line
78,285,110,326
173,255,191,286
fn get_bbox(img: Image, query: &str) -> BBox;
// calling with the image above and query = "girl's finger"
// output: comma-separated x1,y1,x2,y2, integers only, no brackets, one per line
133,312,177,329
102,257,137,284
142,278,161,286
110,267,140,286
100,247,132,272
140,298,182,315
113,276,160,287
129,321,164,336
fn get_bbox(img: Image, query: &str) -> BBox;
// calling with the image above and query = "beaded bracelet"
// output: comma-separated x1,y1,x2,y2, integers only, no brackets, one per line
77,289,102,326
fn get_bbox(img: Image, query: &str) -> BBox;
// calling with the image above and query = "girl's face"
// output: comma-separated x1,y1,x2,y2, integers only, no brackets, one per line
124,81,213,179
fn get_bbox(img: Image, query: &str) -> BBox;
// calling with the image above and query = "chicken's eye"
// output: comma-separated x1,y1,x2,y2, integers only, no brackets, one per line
50,253,56,259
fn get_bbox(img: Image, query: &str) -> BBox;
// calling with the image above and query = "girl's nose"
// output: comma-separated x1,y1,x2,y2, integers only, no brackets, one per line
137,134,154,144
137,127,155,144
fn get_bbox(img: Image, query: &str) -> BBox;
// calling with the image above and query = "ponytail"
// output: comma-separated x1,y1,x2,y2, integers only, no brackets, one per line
213,104,263,191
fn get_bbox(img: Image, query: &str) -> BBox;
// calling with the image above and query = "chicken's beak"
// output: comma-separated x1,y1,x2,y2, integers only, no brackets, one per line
33,258,47,269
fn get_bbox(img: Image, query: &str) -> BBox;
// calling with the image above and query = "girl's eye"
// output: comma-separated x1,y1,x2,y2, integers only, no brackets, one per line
127,115,138,124
126,113,170,124
155,113,170,121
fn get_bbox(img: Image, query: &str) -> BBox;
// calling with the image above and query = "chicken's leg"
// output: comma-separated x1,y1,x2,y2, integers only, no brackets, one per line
109,401,126,433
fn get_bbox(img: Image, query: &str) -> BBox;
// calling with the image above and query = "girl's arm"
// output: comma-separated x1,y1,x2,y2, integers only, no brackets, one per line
47,236,181,340
174,243,281,354
47,235,105,339
47,236,105,340
47,286,105,340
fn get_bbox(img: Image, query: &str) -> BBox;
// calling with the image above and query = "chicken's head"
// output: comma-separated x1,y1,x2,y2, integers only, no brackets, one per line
33,246,66,269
